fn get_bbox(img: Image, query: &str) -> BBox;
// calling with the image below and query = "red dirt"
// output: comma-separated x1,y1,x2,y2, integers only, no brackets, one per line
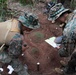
23,13,63,75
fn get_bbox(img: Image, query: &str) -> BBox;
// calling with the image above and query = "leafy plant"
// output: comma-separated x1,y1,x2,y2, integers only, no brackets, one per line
0,0,19,21
19,0,33,5
0,0,7,21
70,0,76,9
31,48,39,54
51,0,57,3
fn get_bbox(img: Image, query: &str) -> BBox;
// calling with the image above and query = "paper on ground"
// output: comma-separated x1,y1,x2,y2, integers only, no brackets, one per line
7,65,14,74
0,68,3,72
45,37,60,48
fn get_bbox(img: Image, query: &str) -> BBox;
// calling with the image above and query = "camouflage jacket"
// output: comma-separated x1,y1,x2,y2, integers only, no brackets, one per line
61,10,76,56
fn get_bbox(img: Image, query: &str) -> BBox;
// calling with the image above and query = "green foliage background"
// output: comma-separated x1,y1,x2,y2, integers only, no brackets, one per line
70,0,76,9
0,0,19,21
19,0,33,5
0,0,7,21
0,0,76,21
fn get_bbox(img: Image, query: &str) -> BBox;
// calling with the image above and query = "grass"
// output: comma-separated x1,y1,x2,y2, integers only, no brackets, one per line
0,0,7,21
19,0,33,6
31,48,39,54
33,32,44,43
70,0,76,9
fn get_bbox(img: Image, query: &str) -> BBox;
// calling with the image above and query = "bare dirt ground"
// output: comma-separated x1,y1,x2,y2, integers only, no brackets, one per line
23,13,62,75
1,1,64,75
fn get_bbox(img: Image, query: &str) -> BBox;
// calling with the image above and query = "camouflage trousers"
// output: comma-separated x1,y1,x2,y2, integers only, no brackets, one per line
0,50,29,75
0,33,29,75
59,47,76,74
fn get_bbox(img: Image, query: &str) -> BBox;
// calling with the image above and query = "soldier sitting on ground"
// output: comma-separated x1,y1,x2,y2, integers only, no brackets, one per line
45,2,76,75
0,12,40,75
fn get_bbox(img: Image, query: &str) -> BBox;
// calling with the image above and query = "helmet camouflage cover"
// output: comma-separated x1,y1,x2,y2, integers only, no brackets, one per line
48,3,71,22
18,13,40,29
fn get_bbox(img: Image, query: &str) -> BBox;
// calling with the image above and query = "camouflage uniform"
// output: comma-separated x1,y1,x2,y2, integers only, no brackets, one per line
59,10,76,74
46,2,76,74
0,13,40,75
45,2,71,57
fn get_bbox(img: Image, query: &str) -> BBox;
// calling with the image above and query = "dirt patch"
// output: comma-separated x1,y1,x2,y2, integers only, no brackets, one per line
23,13,63,75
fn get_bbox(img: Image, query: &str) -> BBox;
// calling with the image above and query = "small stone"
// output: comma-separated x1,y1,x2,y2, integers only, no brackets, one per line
56,28,58,29
22,54,24,56
37,62,40,65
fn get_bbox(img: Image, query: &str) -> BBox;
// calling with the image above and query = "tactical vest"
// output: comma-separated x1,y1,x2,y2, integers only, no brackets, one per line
0,19,20,45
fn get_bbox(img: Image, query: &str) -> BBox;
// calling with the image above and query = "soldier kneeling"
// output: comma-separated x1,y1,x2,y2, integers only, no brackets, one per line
0,12,40,75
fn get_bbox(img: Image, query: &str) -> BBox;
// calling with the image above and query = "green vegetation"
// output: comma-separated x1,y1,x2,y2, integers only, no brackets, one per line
51,0,57,3
0,0,76,21
58,0,76,9
0,0,19,21
31,48,39,54
70,0,76,9
19,0,33,5
33,32,44,43
0,0,7,21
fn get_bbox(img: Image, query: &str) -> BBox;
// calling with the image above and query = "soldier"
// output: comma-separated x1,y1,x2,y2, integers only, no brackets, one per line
0,13,40,75
46,2,76,75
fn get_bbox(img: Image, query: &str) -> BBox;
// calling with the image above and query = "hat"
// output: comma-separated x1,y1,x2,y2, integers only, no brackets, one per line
44,2,55,14
48,3,71,23
18,13,40,29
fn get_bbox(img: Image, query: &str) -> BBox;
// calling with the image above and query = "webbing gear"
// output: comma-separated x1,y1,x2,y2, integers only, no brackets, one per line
10,19,20,32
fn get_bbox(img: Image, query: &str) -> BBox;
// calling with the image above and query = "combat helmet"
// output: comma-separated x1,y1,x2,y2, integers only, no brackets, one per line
48,3,71,23
18,13,40,29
